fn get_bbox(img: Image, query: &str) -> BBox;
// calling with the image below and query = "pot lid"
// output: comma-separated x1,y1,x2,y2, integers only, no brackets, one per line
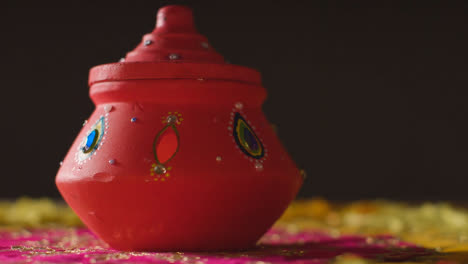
89,5,261,86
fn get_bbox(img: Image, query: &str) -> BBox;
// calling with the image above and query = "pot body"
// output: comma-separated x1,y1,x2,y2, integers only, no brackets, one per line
56,76,302,251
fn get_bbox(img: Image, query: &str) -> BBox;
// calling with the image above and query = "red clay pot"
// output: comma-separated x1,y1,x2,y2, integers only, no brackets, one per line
56,5,303,251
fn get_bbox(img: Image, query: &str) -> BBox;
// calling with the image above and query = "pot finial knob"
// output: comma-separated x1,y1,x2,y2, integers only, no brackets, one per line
124,5,225,63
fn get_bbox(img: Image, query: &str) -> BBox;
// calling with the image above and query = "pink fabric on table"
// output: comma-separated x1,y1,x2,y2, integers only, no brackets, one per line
0,227,432,264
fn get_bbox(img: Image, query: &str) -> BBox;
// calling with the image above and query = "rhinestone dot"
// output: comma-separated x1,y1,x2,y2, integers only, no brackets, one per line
144,40,153,46
109,159,116,165
255,162,264,171
153,164,167,174
216,156,222,162
104,105,113,113
166,115,178,124
168,53,180,60
131,117,137,123
234,102,244,110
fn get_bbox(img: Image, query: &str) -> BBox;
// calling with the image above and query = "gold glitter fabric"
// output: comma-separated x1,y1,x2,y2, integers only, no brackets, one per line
0,197,468,263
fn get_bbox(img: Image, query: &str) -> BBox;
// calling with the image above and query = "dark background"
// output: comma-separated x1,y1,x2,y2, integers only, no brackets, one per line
2,1,467,200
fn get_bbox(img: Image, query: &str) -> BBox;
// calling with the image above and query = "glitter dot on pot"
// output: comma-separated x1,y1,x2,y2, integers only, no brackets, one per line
255,162,263,171
168,53,180,60
104,105,113,113
234,102,243,110
144,40,153,46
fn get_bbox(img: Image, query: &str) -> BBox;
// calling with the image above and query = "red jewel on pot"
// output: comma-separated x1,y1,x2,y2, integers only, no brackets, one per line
56,5,302,251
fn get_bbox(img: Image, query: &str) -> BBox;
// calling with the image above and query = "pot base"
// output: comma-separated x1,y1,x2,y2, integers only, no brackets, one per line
56,172,299,251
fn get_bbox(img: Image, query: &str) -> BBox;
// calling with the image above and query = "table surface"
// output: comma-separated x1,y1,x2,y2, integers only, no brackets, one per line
1,198,467,264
